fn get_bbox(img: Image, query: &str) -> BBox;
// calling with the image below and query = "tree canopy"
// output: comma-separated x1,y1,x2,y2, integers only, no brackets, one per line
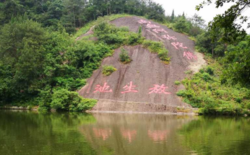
0,0,166,33
196,0,250,43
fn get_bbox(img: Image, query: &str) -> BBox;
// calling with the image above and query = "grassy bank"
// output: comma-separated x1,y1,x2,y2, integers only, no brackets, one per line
177,54,250,116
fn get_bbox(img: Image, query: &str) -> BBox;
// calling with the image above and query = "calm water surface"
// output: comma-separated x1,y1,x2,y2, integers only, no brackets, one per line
0,111,250,155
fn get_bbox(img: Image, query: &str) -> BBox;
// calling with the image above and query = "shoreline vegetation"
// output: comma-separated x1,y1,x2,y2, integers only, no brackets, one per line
177,54,250,116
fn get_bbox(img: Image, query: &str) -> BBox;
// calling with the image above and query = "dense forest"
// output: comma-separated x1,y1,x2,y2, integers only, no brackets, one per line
0,0,165,33
0,0,250,115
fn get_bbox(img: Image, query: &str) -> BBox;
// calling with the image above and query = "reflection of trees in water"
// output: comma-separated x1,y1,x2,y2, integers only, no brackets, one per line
0,111,97,155
179,117,250,155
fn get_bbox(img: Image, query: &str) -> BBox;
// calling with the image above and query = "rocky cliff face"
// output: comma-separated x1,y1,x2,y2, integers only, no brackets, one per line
78,16,206,113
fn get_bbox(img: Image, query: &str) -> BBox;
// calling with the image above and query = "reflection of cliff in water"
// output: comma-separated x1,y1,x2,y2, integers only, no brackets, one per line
79,114,196,155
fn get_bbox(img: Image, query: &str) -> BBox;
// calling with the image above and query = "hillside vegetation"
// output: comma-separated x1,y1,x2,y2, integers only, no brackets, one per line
0,14,169,112
0,0,250,115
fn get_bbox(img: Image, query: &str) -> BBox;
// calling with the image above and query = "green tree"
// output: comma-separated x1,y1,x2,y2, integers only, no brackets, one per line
43,0,64,28
196,0,250,43
191,14,205,28
0,17,70,103
222,36,250,86
171,9,175,22
174,17,191,33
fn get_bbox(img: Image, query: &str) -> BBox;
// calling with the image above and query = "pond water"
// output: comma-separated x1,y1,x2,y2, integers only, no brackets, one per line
0,111,250,155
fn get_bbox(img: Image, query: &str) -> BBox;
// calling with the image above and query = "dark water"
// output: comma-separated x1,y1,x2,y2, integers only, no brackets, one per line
0,111,250,155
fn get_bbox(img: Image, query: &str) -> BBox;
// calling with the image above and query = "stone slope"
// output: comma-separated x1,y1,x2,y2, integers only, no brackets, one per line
78,16,206,113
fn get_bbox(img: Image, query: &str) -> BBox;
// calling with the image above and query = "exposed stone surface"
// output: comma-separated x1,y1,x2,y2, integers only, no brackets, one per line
78,16,206,114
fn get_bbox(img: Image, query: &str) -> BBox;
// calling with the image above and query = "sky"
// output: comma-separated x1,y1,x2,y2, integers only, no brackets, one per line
153,0,250,33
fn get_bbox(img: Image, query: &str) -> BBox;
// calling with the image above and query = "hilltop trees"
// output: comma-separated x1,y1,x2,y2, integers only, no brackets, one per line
171,10,175,22
0,0,166,33
196,0,250,44
194,0,250,86
166,13,205,37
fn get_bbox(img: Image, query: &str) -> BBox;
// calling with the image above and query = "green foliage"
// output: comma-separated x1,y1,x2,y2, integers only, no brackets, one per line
128,33,144,45
54,77,86,90
196,0,248,44
67,39,113,78
94,22,143,48
179,56,250,115
171,10,175,22
195,31,213,53
195,31,226,57
206,66,214,75
142,40,170,63
0,0,166,34
176,90,186,97
202,73,212,82
0,18,68,103
94,22,170,65
185,70,193,74
246,103,250,110
0,18,101,109
175,81,181,85
174,17,191,33
163,14,204,37
50,89,97,112
94,22,128,47
38,88,97,112
102,65,117,76
143,40,163,53
221,36,250,86
158,50,170,64
119,48,132,64
74,14,131,39
138,26,142,35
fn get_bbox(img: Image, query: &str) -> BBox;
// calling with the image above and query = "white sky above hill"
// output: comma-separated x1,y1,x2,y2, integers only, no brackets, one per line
153,0,250,33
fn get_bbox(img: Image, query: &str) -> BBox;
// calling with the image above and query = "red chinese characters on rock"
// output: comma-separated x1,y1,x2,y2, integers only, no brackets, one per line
152,28,168,34
162,34,177,41
93,82,112,93
148,84,171,95
137,19,168,34
92,82,172,95
138,19,148,24
183,51,197,60
171,42,188,50
146,23,160,29
121,81,138,94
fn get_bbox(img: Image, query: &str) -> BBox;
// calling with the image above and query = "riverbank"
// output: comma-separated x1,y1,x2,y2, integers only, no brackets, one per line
177,54,250,116
0,106,38,111
0,105,198,115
